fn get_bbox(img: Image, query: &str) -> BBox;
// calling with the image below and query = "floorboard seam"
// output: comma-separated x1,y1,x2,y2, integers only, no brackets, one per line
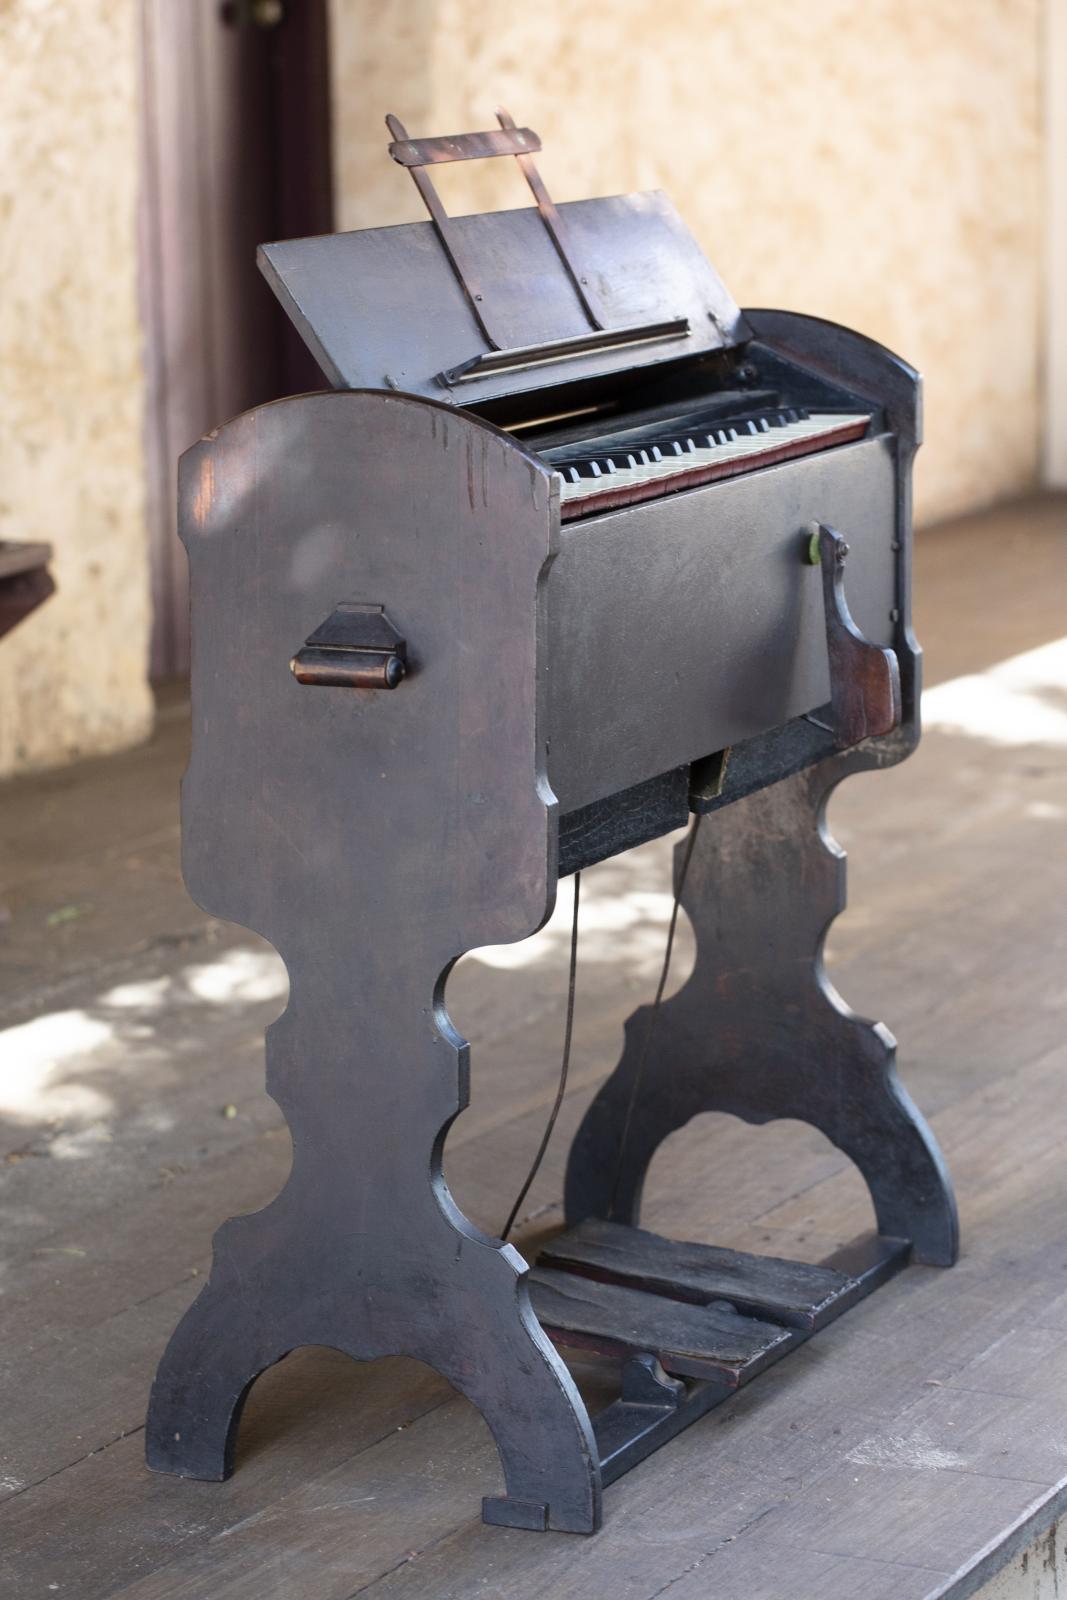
935,1382,1045,1400
643,1502,787,1598
802,1543,953,1574
0,1423,145,1509
644,1545,726,1598
742,1158,853,1227
2,1257,216,1354
339,1514,480,1598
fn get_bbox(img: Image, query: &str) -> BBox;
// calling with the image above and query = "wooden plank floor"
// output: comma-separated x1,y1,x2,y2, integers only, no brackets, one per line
0,493,1065,1598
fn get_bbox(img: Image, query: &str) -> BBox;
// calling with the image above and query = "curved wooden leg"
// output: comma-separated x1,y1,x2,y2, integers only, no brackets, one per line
146,1196,601,1529
450,1324,602,1532
565,764,958,1266
145,1246,285,1481
147,1002,601,1531
420,1209,601,1533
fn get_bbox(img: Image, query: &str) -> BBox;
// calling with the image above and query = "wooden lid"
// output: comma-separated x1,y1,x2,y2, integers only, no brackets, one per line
258,191,747,408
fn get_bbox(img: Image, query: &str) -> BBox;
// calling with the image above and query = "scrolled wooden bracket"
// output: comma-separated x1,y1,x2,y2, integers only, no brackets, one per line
290,602,407,690
809,522,901,749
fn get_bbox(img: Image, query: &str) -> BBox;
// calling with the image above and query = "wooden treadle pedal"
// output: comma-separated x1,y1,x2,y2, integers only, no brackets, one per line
527,1222,909,1485
528,1267,796,1383
537,1217,906,1330
529,1220,909,1387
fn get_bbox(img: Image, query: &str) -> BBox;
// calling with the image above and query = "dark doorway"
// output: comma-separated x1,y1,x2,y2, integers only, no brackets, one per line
139,0,332,679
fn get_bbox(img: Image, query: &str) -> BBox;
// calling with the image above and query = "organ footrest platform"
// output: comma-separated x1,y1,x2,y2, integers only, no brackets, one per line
524,1221,909,1488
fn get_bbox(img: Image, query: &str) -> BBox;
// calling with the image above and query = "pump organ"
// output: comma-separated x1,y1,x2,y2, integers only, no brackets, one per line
145,112,957,1533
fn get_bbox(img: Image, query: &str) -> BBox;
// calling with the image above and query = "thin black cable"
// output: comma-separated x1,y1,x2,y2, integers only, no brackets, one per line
501,871,581,1242
609,813,703,1212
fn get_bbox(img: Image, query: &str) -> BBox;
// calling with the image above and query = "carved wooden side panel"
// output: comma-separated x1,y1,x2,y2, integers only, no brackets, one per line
146,390,601,1533
565,761,959,1268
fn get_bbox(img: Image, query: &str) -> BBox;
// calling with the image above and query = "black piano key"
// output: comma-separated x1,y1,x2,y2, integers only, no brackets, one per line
630,409,793,453
536,388,784,461
549,403,824,485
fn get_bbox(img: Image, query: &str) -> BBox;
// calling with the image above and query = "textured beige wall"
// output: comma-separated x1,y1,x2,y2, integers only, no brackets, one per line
329,0,1043,525
0,0,152,778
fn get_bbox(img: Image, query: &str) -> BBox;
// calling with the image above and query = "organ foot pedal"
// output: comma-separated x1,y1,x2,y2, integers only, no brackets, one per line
518,1222,909,1508
145,110,957,1533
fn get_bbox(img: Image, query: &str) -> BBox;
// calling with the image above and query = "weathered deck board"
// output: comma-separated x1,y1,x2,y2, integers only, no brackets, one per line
0,494,1065,1598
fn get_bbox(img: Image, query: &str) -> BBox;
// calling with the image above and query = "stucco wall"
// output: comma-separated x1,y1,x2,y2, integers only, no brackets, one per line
329,0,1043,526
0,0,152,779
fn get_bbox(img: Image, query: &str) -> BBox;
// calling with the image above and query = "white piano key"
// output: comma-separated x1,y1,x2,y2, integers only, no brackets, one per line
557,413,869,502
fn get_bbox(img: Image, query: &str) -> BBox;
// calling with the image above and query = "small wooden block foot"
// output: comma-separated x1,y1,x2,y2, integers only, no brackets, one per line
482,1497,550,1532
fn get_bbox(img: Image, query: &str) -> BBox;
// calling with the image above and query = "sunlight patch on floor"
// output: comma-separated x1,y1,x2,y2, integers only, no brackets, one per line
0,948,287,1128
923,635,1067,746
0,1009,116,1121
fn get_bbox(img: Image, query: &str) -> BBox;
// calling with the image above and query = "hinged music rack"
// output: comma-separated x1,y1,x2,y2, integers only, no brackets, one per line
258,112,745,405
386,108,689,385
